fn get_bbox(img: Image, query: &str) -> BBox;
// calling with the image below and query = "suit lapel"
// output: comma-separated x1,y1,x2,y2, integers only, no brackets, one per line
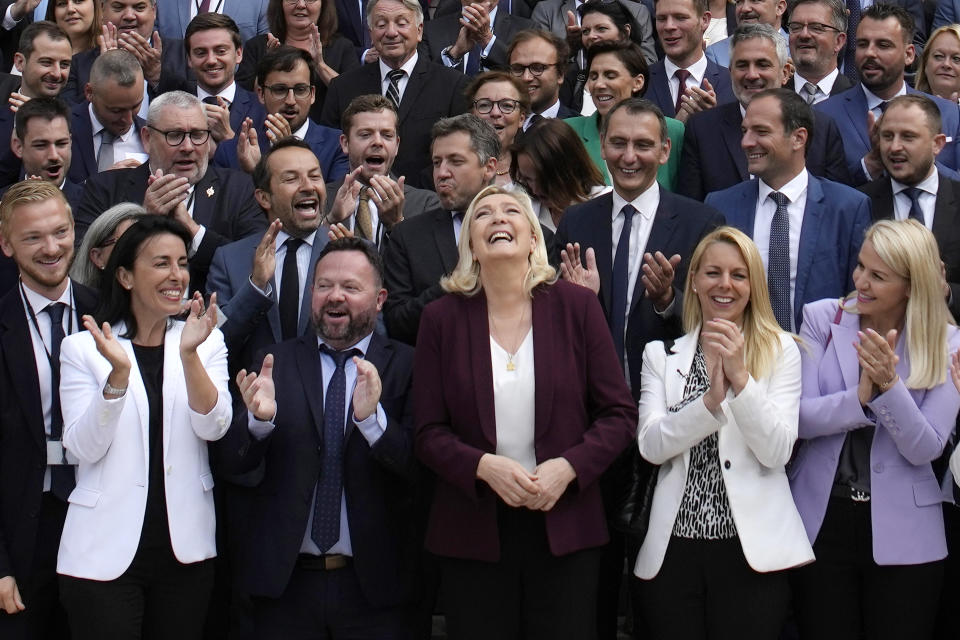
932,173,960,241
590,194,615,314
72,104,97,180
431,209,459,274
870,179,896,221
531,288,554,445
794,176,825,322
193,169,220,227
649,65,675,118
843,86,870,151
633,190,680,314
295,336,326,439
467,294,497,447
177,0,191,34
830,311,860,390
664,331,699,408
397,57,430,124
299,234,329,335
720,103,748,180
0,295,45,451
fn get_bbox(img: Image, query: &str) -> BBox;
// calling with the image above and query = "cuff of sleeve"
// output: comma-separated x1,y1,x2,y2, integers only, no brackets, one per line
248,276,273,298
248,410,277,440
481,35,497,57
354,403,387,446
3,5,19,30
441,47,461,67
190,225,207,257
655,294,677,318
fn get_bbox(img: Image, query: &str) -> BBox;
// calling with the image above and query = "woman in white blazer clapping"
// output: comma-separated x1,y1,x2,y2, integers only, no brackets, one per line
56,216,232,640
634,226,814,639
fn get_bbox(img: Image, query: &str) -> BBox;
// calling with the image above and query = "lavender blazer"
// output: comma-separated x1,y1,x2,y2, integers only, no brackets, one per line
413,280,638,562
789,298,960,565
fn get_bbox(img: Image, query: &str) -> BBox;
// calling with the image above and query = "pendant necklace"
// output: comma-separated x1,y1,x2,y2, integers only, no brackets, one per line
489,305,525,371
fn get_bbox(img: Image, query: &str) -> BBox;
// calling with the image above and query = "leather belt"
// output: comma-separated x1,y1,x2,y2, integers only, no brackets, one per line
296,553,352,571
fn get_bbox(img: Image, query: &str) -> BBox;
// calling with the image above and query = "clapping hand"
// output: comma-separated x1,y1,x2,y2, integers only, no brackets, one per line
352,357,382,421
119,30,163,85
144,168,190,215
236,117,261,174
98,22,119,53
180,292,218,354
204,96,235,142
327,223,354,241
264,113,293,146
642,251,681,311
368,175,405,227
855,328,899,401
328,166,363,224
675,79,717,123
237,354,277,421
251,220,282,290
83,315,131,384
560,242,600,294
701,319,748,393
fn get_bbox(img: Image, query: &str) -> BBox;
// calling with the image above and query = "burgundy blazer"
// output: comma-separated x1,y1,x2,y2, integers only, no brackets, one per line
413,279,638,562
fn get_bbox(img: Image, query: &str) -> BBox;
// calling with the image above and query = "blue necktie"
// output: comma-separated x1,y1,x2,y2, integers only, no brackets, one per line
311,345,359,552
768,192,792,331
465,44,483,76
46,302,75,501
903,187,925,224
610,204,635,367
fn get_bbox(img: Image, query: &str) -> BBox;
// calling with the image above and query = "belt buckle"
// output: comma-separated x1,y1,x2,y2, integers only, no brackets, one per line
851,488,871,502
322,554,348,570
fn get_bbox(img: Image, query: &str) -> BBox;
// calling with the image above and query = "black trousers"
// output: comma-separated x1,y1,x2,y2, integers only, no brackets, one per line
440,503,602,640
0,493,69,640
59,544,214,640
793,497,944,640
637,536,791,640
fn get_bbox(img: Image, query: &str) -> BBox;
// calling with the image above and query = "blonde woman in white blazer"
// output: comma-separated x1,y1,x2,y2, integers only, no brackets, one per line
56,217,231,640
634,226,814,640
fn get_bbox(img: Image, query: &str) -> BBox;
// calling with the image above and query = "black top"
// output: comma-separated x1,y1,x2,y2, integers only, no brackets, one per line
133,342,171,551
834,422,875,498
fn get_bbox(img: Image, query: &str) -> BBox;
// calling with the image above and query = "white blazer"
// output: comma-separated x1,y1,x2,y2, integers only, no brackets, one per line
634,329,814,579
57,321,232,581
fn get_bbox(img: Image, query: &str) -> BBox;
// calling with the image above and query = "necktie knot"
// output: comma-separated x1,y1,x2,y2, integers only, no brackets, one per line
284,237,304,253
45,302,66,325
770,191,789,208
101,130,117,144
621,204,637,221
801,81,818,104
387,69,405,83
903,186,925,223
202,96,220,106
359,186,371,203
673,69,691,114
320,344,361,369
878,100,889,114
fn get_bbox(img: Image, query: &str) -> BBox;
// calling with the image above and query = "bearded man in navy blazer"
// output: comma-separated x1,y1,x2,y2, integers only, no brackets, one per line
217,237,418,639
706,88,871,331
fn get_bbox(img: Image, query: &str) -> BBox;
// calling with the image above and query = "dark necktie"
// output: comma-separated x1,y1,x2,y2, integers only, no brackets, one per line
673,69,691,116
385,69,405,110
46,303,74,500
768,191,792,331
903,187,925,224
198,0,211,12
279,237,303,341
526,113,543,131
465,44,482,76
610,204,635,367
844,0,861,82
312,345,360,552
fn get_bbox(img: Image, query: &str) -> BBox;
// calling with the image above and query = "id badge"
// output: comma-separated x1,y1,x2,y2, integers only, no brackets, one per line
47,440,77,465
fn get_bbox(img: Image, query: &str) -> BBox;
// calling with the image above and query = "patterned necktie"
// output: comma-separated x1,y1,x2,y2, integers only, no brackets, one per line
355,187,373,240
610,204,636,367
279,237,304,341
768,191,792,331
903,187,925,224
97,130,116,172
198,0,211,12
311,345,360,552
385,69,405,110
801,81,819,105
673,69,691,116
46,302,75,501
844,0,861,83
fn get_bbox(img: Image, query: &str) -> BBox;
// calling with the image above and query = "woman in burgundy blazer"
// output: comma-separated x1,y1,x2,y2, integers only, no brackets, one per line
413,185,637,640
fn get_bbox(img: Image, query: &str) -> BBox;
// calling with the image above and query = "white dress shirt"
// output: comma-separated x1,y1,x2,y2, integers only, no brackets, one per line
754,169,809,332
197,79,237,106
249,229,318,312
379,52,419,104
523,99,563,130
892,169,939,228
611,182,661,328
664,54,708,107
89,105,147,165
492,328,536,472
793,68,840,105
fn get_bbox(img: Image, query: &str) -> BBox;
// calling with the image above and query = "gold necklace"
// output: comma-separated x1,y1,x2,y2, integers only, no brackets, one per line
489,305,526,371
496,156,510,176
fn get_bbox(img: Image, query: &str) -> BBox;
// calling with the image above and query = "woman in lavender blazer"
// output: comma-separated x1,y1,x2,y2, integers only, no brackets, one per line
789,219,960,640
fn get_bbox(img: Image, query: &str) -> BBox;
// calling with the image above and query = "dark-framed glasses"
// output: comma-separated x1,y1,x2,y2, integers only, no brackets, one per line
147,126,211,146
786,21,841,35
262,83,313,99
509,62,558,77
473,98,521,114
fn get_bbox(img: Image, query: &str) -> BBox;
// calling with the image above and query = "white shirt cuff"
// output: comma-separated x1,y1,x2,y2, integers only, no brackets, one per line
3,5,19,30
248,276,272,298
247,410,277,440
353,403,386,446
190,225,206,257
481,34,497,58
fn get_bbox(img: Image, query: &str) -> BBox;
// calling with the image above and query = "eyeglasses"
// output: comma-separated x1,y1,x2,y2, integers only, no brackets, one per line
262,83,313,99
147,126,211,146
509,62,558,77
473,98,521,114
282,0,320,5
786,21,842,35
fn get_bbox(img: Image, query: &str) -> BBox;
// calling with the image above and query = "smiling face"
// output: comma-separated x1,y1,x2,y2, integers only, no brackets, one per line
0,197,74,298
581,12,625,48
369,0,422,69
432,131,497,212
54,0,95,42
730,37,789,106
923,31,960,100
853,238,910,325
694,240,751,326
468,192,536,268
341,109,399,181
741,94,805,186
257,59,316,132
735,0,785,27
509,36,563,114
788,2,845,77
856,15,914,98
471,80,524,150
655,0,710,68
118,232,190,324
143,105,210,185
311,249,386,350
187,27,242,95
102,0,156,40
15,34,73,98
283,0,322,32
601,108,669,201
587,52,644,117
877,102,945,186
12,116,73,185
255,146,326,237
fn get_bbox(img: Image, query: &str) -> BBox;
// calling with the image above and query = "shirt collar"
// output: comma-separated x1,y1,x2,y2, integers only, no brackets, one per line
318,331,373,357
893,167,939,196
794,68,839,95
611,180,659,221
862,82,906,111
197,81,237,105
538,99,561,119
758,168,809,204
379,51,419,82
293,119,311,140
275,229,318,252
22,277,72,309
663,53,708,84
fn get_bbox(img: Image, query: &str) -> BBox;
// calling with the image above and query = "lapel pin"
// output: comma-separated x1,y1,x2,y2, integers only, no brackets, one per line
206,186,215,197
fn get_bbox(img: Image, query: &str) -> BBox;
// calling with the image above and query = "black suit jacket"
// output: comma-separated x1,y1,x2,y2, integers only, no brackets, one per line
214,333,418,606
434,0,536,19
60,42,191,106
320,56,470,188
0,282,96,589
861,173,960,320
554,189,724,400
422,10,534,73
75,163,268,292
676,101,851,201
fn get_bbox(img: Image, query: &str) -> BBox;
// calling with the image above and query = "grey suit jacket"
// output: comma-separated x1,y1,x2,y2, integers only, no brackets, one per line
531,0,656,64
156,0,269,45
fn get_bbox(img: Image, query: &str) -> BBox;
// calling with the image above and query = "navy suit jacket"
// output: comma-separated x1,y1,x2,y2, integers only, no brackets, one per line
645,58,736,119
320,55,470,188
214,333,418,606
67,100,146,185
156,0,269,45
815,84,960,184
554,189,725,400
76,163,267,292
422,10,534,73
206,231,329,373
705,175,871,329
213,119,348,182
60,43,192,106
676,101,851,201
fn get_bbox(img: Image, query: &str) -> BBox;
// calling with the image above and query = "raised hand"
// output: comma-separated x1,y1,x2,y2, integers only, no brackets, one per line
675,79,717,123
642,251,681,310
98,22,119,53
7,92,29,113
368,174,405,227
180,292,218,354
144,169,190,215
565,9,583,49
237,353,277,421
328,223,354,241
855,328,899,392
864,110,884,180
266,32,281,50
476,453,540,507
527,458,576,511
119,30,163,85
204,96,235,143
328,166,363,224
559,242,600,294
236,117,262,174
352,357,382,421
83,315,131,374
702,318,748,393
264,113,293,145
251,219,282,290
702,350,728,413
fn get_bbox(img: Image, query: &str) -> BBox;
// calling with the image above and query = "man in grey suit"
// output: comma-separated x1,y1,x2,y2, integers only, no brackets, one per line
325,94,440,249
206,138,330,373
155,0,269,45
531,0,656,64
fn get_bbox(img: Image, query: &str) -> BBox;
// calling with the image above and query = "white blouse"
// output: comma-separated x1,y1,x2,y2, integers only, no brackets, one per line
491,328,536,472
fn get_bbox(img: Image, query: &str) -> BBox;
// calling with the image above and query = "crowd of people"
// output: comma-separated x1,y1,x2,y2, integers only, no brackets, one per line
1,0,960,639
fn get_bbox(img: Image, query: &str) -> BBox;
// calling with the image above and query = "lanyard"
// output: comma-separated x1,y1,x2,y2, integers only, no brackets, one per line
20,281,74,367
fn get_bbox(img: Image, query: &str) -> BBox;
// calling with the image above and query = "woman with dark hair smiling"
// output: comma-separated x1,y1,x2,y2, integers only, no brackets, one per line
56,216,231,640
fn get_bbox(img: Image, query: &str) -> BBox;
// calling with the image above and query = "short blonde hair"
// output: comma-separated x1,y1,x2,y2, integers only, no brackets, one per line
916,25,960,96
0,180,72,239
682,226,788,379
847,219,953,389
441,185,557,296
